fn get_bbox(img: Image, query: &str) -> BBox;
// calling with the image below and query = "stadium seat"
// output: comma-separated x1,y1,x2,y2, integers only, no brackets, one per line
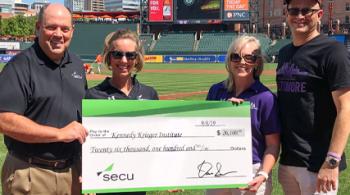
152,33,195,52
197,32,237,53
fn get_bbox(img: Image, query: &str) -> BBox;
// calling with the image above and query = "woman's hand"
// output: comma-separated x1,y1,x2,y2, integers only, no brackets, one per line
167,189,184,193
239,175,266,192
227,97,244,105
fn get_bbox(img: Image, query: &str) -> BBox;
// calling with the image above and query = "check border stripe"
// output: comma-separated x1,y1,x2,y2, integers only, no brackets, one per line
82,100,250,117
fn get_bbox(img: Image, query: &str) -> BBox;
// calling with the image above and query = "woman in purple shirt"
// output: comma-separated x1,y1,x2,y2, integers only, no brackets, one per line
206,36,280,195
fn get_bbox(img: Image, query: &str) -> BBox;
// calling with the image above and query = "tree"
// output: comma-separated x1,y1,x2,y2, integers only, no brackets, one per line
1,15,36,37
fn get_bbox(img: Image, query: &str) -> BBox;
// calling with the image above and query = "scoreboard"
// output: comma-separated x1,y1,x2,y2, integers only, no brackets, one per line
148,0,250,23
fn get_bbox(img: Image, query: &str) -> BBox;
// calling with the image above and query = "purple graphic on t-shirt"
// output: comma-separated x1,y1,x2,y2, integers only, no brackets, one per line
277,62,308,93
277,62,308,79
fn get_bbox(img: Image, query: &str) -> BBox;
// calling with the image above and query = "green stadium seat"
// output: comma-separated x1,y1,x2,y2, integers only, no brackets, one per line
139,34,154,52
152,33,195,52
198,32,237,53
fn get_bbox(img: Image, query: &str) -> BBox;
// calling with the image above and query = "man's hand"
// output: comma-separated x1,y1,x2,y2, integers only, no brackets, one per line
59,121,88,144
316,162,339,193
239,175,266,192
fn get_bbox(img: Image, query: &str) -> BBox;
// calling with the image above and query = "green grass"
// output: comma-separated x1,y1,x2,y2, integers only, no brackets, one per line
0,63,4,72
138,72,223,95
89,63,277,96
0,62,349,194
139,63,277,95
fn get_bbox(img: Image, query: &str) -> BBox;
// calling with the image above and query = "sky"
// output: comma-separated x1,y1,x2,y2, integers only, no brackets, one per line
23,0,64,5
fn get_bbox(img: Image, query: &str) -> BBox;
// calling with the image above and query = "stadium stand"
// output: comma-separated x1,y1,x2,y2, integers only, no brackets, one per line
197,32,237,53
69,23,137,61
20,42,33,50
152,32,195,53
252,33,272,53
242,33,272,54
266,38,292,57
139,34,154,52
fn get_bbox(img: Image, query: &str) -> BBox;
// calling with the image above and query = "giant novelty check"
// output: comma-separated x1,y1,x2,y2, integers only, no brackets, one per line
82,100,252,194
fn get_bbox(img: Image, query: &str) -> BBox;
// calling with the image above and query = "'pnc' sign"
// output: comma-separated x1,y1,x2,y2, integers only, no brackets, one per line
224,11,249,21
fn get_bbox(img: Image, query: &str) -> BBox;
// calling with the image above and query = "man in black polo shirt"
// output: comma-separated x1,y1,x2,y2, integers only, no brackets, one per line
0,3,88,195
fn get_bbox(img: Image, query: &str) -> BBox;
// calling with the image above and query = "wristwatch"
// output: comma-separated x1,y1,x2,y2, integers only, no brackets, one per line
257,171,269,181
325,156,340,169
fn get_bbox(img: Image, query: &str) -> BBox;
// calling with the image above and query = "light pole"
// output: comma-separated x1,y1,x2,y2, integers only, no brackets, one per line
139,0,143,34
282,22,286,39
328,1,334,32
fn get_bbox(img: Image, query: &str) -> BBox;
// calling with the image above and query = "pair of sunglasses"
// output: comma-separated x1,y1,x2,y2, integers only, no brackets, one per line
287,8,320,16
230,53,259,64
110,51,137,60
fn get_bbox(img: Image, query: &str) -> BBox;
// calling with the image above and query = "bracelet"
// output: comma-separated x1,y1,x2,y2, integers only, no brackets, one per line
327,152,341,161
257,171,269,181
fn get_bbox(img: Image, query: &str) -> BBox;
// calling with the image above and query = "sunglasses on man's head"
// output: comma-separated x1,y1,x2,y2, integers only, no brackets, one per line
287,8,320,16
230,53,259,64
109,51,137,60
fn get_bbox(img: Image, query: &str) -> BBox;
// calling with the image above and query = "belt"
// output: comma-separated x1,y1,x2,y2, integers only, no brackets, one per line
9,151,74,170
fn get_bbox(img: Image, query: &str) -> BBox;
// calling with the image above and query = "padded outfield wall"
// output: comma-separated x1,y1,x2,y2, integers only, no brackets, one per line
69,23,138,61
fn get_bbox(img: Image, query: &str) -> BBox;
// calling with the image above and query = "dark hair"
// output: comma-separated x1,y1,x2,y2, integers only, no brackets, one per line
284,0,322,8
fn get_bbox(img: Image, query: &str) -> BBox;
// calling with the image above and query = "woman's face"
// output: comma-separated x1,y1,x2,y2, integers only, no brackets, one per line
109,38,138,79
230,42,259,79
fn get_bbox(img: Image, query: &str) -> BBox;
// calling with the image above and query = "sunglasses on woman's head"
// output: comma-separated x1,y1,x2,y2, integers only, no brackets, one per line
230,53,259,64
109,50,137,60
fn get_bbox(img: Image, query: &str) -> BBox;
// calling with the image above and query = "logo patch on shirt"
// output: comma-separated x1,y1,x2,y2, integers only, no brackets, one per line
71,71,83,79
250,102,258,110
137,95,145,100
108,96,116,100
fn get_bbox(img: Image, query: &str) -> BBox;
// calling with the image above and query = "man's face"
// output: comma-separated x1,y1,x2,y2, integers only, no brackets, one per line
286,0,323,35
36,5,74,63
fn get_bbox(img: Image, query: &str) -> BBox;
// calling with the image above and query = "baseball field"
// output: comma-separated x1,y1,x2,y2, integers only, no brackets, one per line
0,62,349,194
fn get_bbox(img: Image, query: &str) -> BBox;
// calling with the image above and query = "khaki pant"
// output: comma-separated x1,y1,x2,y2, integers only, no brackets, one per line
1,153,81,195
206,163,272,195
278,164,338,195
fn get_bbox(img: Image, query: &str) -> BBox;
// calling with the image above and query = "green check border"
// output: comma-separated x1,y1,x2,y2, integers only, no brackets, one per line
82,100,250,117
82,184,248,194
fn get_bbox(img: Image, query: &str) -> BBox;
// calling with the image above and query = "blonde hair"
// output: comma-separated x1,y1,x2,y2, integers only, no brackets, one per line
224,35,264,92
102,29,144,73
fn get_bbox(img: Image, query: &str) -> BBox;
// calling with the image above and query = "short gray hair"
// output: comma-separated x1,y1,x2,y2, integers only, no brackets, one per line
37,4,73,23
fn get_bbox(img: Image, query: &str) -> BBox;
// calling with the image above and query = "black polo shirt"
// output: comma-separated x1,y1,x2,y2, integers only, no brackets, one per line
85,76,159,100
0,41,87,160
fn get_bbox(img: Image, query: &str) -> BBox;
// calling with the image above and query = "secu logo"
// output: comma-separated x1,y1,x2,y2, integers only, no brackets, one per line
97,163,135,181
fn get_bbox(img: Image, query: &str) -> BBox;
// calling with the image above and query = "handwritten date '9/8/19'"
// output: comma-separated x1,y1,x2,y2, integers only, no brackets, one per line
197,160,236,178
200,120,217,127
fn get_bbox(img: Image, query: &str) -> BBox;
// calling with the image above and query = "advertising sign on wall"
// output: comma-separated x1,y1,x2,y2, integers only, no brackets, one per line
164,55,217,63
329,35,346,44
223,0,250,21
144,55,164,63
0,54,14,63
149,0,174,22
